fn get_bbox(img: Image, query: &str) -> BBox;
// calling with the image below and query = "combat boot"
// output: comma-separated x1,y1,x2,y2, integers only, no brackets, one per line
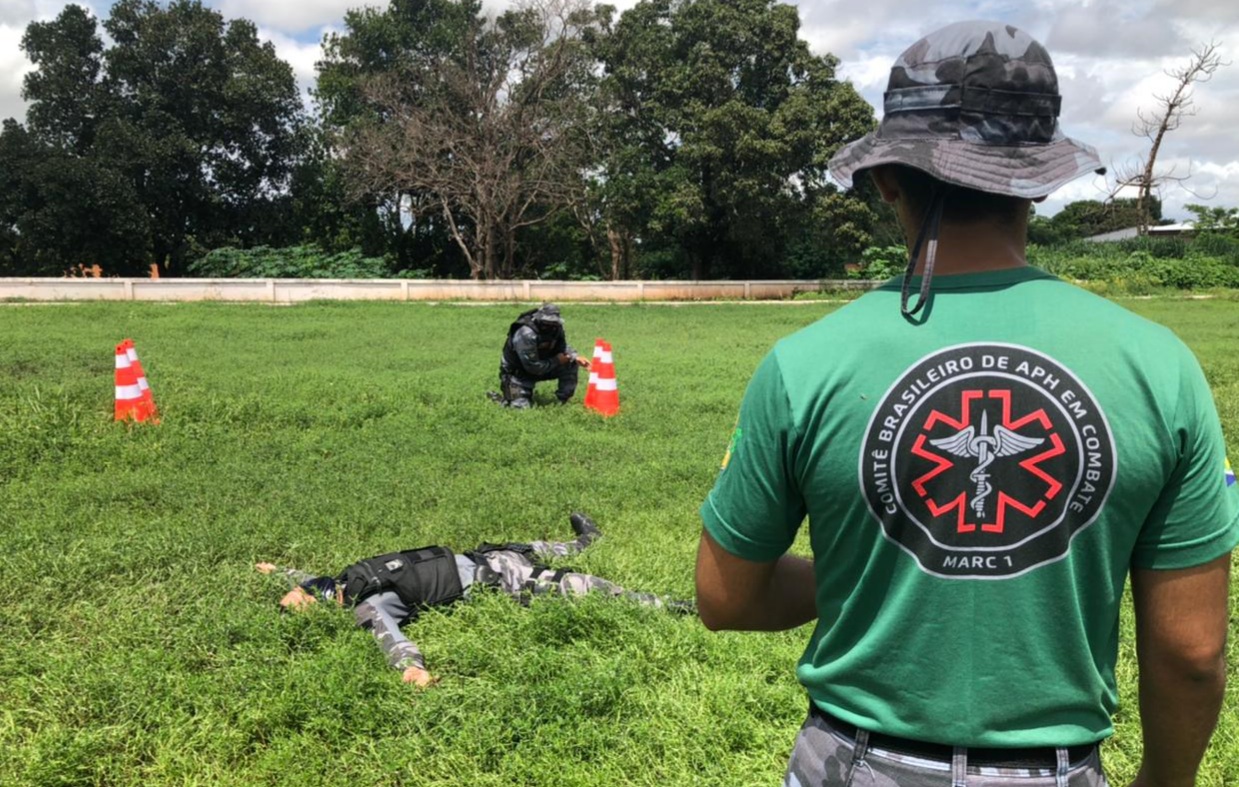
568,512,602,545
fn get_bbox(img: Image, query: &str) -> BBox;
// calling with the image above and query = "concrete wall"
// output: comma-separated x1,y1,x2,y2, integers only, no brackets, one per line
0,278,879,303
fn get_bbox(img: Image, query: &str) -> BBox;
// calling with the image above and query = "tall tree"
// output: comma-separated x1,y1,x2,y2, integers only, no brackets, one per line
101,0,305,272
315,0,480,276
2,1,304,276
594,0,874,279
331,0,604,280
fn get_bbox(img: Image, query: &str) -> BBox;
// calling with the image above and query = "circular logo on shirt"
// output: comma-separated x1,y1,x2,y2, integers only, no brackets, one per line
859,343,1117,579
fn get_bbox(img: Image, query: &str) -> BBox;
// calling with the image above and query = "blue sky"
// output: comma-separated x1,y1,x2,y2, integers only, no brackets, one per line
2,0,1237,219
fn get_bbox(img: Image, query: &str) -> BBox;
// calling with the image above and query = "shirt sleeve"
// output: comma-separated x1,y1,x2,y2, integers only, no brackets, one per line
700,350,806,562
1132,347,1239,569
354,592,426,671
512,326,559,376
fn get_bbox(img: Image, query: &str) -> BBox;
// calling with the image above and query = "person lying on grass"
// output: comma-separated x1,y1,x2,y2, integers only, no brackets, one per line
257,513,694,688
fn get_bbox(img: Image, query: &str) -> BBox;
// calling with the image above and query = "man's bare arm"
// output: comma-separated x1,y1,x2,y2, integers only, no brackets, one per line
1129,553,1231,787
694,530,816,631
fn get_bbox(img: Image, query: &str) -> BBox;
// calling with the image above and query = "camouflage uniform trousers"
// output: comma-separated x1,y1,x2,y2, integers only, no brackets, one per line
498,363,579,408
480,544,668,609
784,710,1108,787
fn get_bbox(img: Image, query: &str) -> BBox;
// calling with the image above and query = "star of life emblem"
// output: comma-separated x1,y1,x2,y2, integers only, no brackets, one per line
929,410,1045,523
859,343,1117,579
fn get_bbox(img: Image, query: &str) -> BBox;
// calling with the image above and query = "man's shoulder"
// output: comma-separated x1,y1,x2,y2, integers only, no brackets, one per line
1042,282,1187,347
511,323,539,340
771,291,890,353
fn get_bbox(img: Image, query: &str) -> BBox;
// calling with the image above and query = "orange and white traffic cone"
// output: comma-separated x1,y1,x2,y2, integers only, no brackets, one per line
583,340,602,411
584,339,619,417
114,339,159,423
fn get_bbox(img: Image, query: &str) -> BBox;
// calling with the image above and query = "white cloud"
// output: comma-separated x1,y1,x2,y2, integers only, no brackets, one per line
0,23,33,123
836,54,890,99
1044,1,1191,59
257,26,332,108
0,2,37,27
797,0,996,58
215,0,355,36
1132,155,1239,220
1152,0,1239,27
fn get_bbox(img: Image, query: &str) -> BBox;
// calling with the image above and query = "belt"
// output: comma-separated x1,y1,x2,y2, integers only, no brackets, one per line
809,704,1096,768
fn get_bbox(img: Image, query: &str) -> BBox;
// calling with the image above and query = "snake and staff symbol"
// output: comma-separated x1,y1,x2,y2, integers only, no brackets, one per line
928,411,1045,521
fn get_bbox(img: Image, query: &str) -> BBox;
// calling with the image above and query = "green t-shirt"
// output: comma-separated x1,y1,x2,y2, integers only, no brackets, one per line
702,267,1239,747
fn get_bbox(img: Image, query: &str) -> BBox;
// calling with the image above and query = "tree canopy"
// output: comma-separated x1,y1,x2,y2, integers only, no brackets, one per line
592,0,876,279
1028,197,1163,245
1,1,304,276
2,0,897,280
1185,203,1239,236
324,0,607,280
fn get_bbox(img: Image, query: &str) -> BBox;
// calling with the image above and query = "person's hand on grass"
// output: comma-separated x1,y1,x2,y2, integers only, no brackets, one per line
402,666,437,689
279,587,316,611
255,562,277,574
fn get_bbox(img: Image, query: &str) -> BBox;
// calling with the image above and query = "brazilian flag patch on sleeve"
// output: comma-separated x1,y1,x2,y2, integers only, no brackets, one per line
721,425,742,471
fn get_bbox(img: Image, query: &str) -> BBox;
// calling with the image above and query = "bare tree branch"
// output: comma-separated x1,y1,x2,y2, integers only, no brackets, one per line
338,0,600,279
1123,41,1228,234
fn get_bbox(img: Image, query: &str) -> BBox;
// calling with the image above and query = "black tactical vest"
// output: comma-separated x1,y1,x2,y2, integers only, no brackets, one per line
507,308,540,339
339,546,464,610
502,309,565,370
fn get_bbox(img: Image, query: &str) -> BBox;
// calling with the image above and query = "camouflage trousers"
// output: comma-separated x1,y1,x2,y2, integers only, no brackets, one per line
785,709,1108,787
498,364,579,408
480,548,669,609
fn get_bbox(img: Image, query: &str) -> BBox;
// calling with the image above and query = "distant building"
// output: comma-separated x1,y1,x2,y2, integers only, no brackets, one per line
1085,222,1197,243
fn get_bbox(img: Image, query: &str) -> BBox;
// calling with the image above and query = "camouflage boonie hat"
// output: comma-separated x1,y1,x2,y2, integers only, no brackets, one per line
829,21,1103,198
534,303,563,325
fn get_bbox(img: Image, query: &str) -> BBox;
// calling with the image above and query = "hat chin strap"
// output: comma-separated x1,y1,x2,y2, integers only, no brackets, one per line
900,188,947,319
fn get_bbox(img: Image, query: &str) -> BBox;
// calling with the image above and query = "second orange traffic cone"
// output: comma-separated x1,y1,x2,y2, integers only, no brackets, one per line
114,339,159,423
584,339,619,417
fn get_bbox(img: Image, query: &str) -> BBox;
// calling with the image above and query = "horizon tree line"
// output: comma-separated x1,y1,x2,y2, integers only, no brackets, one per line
0,0,1228,281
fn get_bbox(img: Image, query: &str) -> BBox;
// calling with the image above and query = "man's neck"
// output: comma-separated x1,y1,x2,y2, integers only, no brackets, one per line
906,220,1029,276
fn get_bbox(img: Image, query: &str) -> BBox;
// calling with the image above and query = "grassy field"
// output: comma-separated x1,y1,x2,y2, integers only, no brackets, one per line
1,297,1236,786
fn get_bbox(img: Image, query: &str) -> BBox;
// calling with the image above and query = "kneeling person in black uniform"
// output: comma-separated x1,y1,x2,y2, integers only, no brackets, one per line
257,513,691,688
493,303,590,408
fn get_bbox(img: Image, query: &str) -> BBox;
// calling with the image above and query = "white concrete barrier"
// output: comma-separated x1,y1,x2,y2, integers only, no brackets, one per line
0,277,880,302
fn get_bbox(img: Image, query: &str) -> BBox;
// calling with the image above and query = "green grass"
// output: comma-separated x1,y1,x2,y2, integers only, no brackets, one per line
1,298,1236,786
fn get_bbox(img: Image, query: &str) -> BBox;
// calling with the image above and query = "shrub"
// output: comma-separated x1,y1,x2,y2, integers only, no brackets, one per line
848,245,907,280
1030,242,1239,291
541,260,601,281
187,246,394,279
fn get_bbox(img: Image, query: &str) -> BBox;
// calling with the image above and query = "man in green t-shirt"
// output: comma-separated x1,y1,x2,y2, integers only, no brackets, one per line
694,21,1239,787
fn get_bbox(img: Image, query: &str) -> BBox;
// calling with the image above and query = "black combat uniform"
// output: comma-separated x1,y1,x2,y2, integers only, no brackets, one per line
497,303,581,408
